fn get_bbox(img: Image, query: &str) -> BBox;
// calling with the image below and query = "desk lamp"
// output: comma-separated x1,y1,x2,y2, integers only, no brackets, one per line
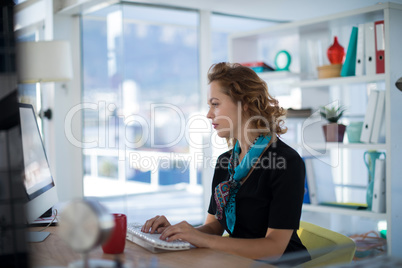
16,40,73,119
59,199,120,268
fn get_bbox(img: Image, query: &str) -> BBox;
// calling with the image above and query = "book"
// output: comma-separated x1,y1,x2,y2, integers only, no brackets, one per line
341,27,358,77
365,21,376,75
355,23,365,76
303,175,311,204
360,90,379,143
240,61,275,73
372,159,386,213
304,157,318,205
320,202,367,210
286,108,312,118
304,157,336,205
370,90,385,143
374,20,385,74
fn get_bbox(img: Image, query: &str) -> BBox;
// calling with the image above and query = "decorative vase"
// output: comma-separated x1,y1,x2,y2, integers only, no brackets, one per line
346,121,363,143
363,150,386,210
366,179,375,210
363,151,386,183
322,123,346,142
327,36,345,64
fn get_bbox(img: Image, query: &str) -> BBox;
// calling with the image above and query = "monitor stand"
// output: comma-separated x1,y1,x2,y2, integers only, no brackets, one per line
28,231,50,242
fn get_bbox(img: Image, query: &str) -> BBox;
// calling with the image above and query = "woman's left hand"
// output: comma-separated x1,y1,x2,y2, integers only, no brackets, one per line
159,221,210,248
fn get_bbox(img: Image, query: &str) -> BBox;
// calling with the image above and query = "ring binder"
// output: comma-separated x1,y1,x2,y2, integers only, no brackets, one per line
374,20,385,74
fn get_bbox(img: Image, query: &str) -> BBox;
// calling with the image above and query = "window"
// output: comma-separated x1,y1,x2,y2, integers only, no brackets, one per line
211,14,278,63
81,4,203,224
15,26,44,138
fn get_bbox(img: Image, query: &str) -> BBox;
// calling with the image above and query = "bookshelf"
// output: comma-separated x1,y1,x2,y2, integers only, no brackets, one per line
259,72,386,88
229,2,402,255
302,204,386,220
289,142,387,151
294,74,386,88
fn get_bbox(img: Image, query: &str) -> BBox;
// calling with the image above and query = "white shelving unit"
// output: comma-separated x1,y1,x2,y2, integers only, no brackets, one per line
229,2,402,256
295,74,386,88
289,142,387,151
302,204,387,220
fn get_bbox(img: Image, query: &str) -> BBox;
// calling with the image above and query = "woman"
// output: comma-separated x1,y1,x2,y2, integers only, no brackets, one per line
142,62,310,263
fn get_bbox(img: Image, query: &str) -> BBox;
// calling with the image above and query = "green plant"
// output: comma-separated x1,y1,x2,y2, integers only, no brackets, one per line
320,104,346,124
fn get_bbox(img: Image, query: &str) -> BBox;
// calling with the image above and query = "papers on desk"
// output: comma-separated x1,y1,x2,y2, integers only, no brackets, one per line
30,214,58,227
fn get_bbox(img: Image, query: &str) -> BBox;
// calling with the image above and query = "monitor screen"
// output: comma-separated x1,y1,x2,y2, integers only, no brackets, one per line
18,103,59,224
19,104,54,200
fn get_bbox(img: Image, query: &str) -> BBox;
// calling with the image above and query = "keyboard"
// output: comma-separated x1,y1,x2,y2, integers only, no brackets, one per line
126,223,191,253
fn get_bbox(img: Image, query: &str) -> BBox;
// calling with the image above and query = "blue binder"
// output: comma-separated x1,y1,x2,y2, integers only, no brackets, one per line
303,178,311,204
341,27,358,77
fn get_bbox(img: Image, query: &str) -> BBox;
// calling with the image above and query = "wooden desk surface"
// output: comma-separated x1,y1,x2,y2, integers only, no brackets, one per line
29,227,273,268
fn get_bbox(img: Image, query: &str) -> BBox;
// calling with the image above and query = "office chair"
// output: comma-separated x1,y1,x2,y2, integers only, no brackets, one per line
297,221,356,268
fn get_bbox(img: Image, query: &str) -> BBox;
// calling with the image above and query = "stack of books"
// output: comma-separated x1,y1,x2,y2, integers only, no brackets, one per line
240,61,275,73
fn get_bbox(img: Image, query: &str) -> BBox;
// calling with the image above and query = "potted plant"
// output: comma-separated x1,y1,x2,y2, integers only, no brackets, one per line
320,104,347,142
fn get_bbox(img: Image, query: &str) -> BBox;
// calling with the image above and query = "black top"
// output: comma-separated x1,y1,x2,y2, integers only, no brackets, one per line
208,138,311,262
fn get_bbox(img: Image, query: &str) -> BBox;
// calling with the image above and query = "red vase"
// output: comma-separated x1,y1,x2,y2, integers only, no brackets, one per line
327,36,345,64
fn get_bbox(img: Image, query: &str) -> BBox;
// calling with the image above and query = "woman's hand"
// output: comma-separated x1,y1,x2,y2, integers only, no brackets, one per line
159,221,211,248
141,215,171,234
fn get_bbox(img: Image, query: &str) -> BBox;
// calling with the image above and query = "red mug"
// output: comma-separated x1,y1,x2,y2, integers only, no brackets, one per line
102,213,127,254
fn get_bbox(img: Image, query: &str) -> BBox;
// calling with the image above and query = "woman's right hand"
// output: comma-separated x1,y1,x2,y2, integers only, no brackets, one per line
141,215,171,234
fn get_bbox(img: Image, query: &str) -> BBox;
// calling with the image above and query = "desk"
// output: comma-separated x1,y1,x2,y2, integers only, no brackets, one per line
29,227,273,268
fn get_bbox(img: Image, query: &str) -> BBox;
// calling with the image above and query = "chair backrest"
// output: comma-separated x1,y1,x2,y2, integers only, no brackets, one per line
297,221,356,268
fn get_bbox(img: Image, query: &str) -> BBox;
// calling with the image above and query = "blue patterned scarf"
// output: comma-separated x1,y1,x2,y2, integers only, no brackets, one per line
214,135,272,234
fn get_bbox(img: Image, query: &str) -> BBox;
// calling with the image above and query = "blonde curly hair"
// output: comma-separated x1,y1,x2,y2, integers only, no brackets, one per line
207,62,287,144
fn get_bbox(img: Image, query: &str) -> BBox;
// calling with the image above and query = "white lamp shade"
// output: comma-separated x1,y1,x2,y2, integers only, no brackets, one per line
17,40,73,84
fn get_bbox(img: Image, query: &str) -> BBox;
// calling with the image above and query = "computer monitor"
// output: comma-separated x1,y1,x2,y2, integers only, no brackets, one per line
18,103,59,231
1,92,59,245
